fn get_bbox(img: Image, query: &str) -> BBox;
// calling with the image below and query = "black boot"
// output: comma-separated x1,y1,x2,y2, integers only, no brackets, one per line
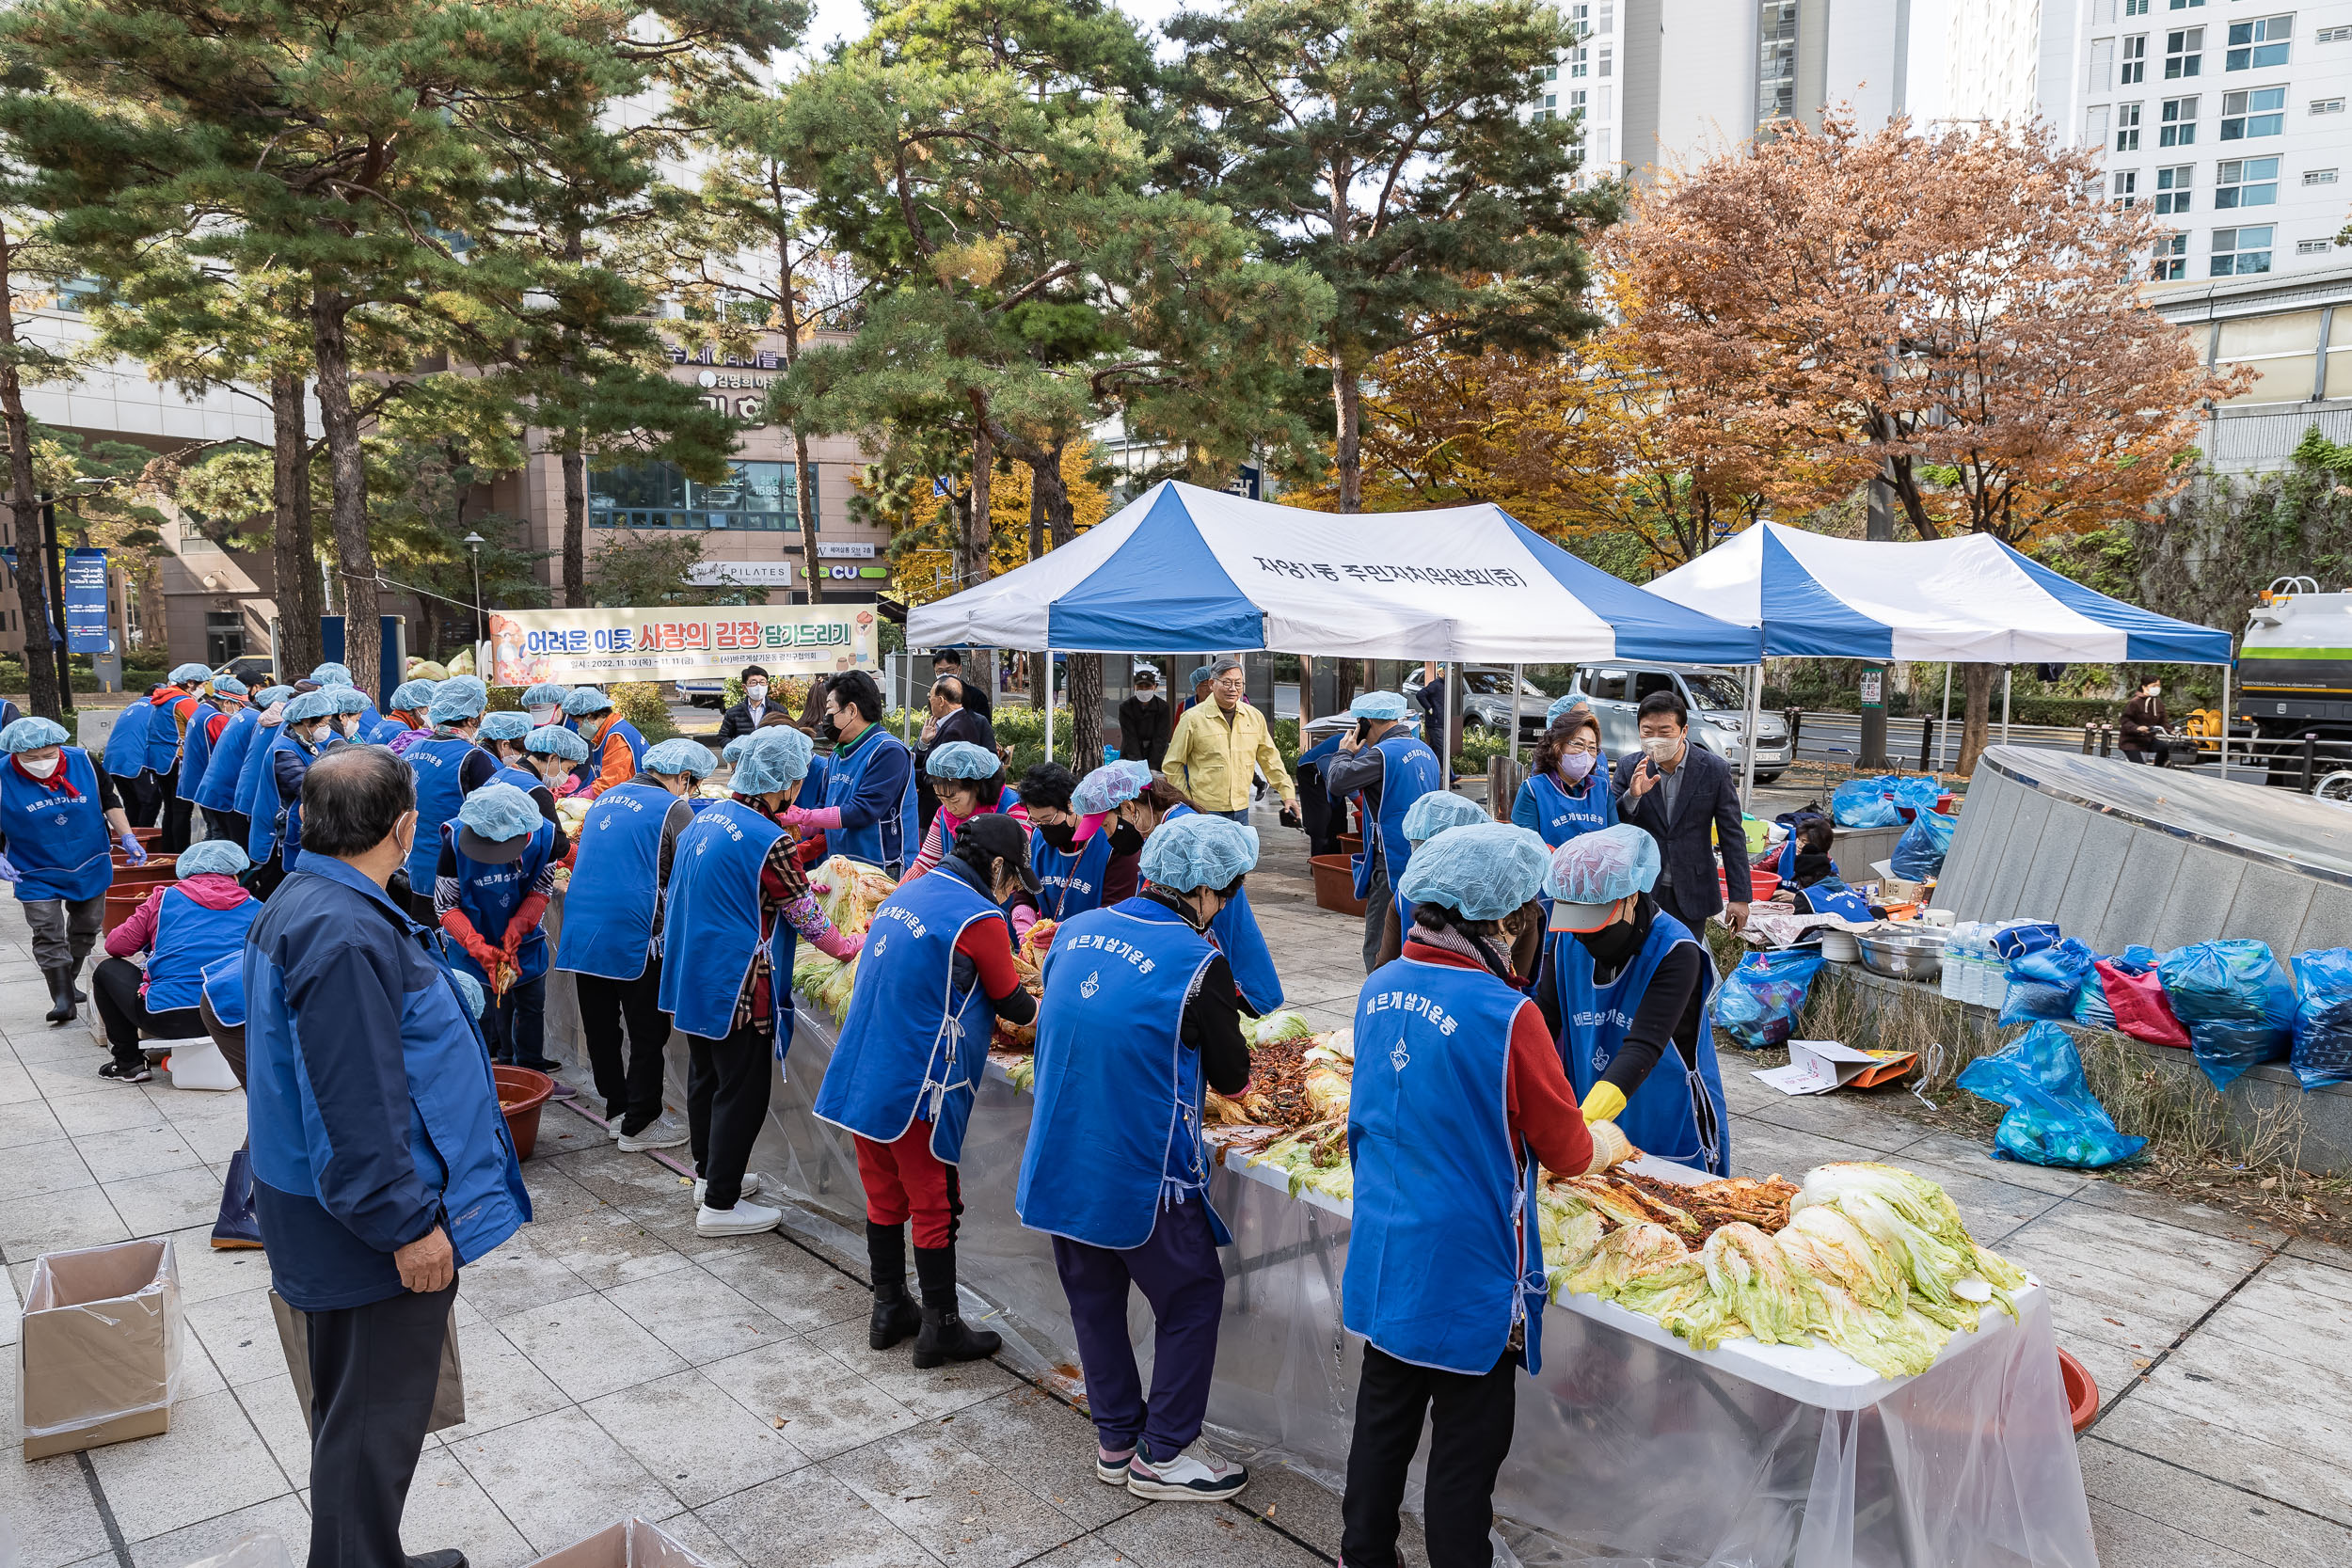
66,959,85,1005
911,1242,999,1368
866,1222,919,1350
43,967,75,1024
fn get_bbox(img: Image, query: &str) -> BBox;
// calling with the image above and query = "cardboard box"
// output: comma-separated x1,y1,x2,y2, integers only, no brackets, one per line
19,1238,184,1460
526,1519,711,1568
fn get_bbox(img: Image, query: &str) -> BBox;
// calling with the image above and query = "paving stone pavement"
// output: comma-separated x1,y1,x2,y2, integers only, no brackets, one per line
4,811,2349,1568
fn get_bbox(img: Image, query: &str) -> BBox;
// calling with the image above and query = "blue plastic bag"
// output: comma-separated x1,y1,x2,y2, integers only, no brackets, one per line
1958,1022,2148,1168
2072,958,2117,1030
1887,776,1944,820
2290,948,2352,1091
1710,948,1827,1052
2157,939,2297,1092
1999,938,2097,1025
1831,777,1903,829
1888,810,1956,881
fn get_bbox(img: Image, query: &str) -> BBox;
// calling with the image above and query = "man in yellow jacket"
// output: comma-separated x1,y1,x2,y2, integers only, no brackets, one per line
1163,658,1299,825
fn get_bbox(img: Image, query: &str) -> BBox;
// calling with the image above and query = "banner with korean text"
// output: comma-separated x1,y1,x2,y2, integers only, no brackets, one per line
485,604,880,688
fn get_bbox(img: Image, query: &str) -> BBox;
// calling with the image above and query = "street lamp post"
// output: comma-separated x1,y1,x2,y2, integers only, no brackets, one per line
464,532,485,650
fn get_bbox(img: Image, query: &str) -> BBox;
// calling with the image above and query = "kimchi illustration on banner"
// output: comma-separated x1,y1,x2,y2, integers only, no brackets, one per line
487,605,878,687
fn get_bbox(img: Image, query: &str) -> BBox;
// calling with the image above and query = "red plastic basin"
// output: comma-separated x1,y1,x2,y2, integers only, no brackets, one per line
493,1066,555,1161
2058,1347,2099,1434
1311,853,1369,918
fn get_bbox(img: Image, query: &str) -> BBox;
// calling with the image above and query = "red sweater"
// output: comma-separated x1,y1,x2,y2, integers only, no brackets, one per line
1400,939,1595,1180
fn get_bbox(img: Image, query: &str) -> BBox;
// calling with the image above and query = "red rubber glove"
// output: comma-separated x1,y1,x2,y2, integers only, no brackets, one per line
781,804,841,832
811,926,864,960
501,893,549,956
440,910,503,977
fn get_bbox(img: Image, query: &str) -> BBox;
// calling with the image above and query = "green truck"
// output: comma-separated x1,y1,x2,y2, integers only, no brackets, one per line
2239,577,2352,781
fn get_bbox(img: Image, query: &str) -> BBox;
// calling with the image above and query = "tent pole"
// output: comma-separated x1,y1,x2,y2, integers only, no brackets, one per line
1740,662,1760,814
1939,664,1951,774
2001,668,2011,749
1439,662,1452,795
1511,661,1525,768
1044,647,1055,765
2219,661,2232,779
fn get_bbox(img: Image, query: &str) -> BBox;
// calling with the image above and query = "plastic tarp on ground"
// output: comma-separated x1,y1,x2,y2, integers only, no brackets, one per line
904,479,1762,664
1642,520,2232,664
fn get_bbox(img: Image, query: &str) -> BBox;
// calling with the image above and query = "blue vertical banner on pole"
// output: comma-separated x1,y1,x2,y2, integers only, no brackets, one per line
64,548,110,653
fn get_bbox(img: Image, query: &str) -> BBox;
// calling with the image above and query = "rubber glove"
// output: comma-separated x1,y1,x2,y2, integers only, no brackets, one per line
1581,1120,1634,1176
811,926,864,960
501,894,550,956
0,852,18,883
118,832,147,866
782,804,842,832
439,909,505,979
553,774,582,799
1009,903,1037,940
1581,1081,1628,1126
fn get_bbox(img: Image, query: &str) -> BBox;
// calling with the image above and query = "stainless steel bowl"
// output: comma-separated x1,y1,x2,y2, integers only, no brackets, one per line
1857,928,1949,983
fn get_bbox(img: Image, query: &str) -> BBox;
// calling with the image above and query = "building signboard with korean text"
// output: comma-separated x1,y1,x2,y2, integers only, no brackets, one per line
487,604,877,687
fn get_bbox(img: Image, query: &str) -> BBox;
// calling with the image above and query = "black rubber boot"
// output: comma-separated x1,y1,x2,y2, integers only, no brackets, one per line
65,959,85,1005
867,1221,919,1350
43,967,75,1024
911,1243,999,1368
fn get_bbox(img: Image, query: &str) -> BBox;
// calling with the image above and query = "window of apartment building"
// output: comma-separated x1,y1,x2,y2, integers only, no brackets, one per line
2226,16,2292,71
2125,0,2149,11
2090,37,2116,88
2153,232,2189,279
1598,45,1613,77
2122,35,2149,82
2156,164,2194,211
2215,156,2280,207
1568,44,1587,77
2116,102,2144,149
1598,2,1613,30
2318,24,2352,43
2168,0,2201,9
2113,170,2140,205
589,459,809,532
2159,96,2194,144
2087,103,2111,145
2216,309,2322,404
2306,167,2340,184
2211,224,2274,275
2313,96,2346,113
2166,26,2203,76
1756,2,1798,124
2220,86,2287,136
2296,238,2336,254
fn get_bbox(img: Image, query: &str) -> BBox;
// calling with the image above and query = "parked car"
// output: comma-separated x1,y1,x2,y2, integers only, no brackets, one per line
675,678,727,709
1399,666,1550,739
213,657,277,689
1562,662,1791,784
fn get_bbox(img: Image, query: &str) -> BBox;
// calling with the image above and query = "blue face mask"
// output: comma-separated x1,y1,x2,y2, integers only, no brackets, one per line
1558,750,1597,783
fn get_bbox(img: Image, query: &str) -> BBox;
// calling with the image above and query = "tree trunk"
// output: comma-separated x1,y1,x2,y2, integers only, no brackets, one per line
561,448,588,608
1298,655,1314,724
269,375,325,675
1034,451,1100,769
1957,661,1998,775
310,286,379,697
1333,360,1363,515
0,223,62,720
775,235,824,606
961,420,993,596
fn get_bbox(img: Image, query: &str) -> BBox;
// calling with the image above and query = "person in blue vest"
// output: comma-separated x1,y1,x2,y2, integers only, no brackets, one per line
265,687,370,879
196,679,267,845
1017,812,1259,1501
562,686,647,800
1150,780,1285,1015
1020,763,1116,922
232,687,296,883
382,678,439,756
782,669,916,874
1534,822,1728,1176
92,837,260,1083
400,679,497,921
174,677,243,842
1076,759,1171,906
814,809,1039,1365
1369,789,1496,971
1511,698,1616,862
474,711,569,857
518,721,592,816
660,727,865,1236
103,684,166,828
153,662,217,852
1325,690,1443,974
558,736,708,1152
902,739,1026,882
436,782,563,1082
1342,822,1627,1568
523,681,569,729
0,716,141,1024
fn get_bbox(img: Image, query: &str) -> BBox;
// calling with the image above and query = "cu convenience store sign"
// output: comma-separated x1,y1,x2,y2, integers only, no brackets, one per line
486,605,878,686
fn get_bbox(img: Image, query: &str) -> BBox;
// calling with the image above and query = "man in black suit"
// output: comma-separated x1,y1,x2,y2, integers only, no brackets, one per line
915,675,996,831
1614,689,1751,936
931,649,992,724
716,664,779,745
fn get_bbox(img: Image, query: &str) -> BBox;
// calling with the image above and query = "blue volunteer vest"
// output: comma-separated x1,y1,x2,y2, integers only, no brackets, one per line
441,818,556,986
1796,879,1871,923
142,693,187,775
2,749,113,902
246,724,307,863
1525,770,1615,848
1549,911,1729,1175
574,718,646,791
199,952,246,1027
1165,802,1283,1013
234,720,285,840
1017,898,1226,1249
405,736,478,890
1345,955,1549,1375
490,764,541,795
176,706,224,802
656,798,794,1048
197,709,262,811
1352,734,1443,899
144,885,262,1012
796,754,831,810
823,723,917,873
1031,828,1115,921
103,695,154,779
555,782,674,981
813,857,1004,1164
362,704,403,744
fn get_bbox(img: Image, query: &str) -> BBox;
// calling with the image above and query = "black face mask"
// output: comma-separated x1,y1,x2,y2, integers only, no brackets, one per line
1109,820,1144,856
818,715,839,743
1573,895,1653,969
1037,820,1078,853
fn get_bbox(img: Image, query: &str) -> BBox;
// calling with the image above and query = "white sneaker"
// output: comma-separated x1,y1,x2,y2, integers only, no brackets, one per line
1124,1441,1248,1501
695,1198,782,1237
692,1172,765,1205
617,1114,689,1152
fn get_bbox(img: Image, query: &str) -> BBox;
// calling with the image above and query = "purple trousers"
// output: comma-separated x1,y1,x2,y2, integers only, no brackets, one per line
1051,1196,1226,1461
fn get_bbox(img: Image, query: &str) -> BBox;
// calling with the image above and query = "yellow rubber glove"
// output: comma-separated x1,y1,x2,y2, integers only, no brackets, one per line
1581,1080,1628,1125
1583,1120,1633,1175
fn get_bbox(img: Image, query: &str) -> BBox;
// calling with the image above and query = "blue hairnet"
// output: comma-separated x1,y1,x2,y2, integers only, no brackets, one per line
926,740,998,780
523,683,569,707
449,968,486,1021
1542,822,1661,904
308,662,352,687
562,687,613,717
169,662,213,685
390,679,439,713
1138,812,1259,892
176,840,251,879
1398,822,1551,920
1187,665,1216,687
1072,759,1151,816
1401,790,1488,845
283,689,340,722
731,728,813,795
325,688,369,716
1350,690,1408,721
1547,694,1590,727
255,686,295,707
525,724,590,763
477,710,532,742
214,676,247,697
642,738,715,779
428,684,488,724
458,782,544,842
721,734,755,766
0,716,69,752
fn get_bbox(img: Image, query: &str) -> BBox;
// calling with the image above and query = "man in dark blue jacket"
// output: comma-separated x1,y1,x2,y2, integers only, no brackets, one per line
1613,689,1752,936
245,746,529,1568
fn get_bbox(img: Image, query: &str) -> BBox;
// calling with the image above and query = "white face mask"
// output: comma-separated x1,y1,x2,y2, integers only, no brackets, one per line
21,753,59,778
745,684,768,703
529,705,556,725
1641,735,1683,765
308,723,334,747
340,716,362,738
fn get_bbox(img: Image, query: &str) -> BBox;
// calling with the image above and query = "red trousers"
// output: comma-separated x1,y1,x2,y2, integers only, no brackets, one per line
854,1122,961,1248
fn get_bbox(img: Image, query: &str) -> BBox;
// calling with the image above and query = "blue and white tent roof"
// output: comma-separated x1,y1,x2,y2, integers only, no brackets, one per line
1643,522,2231,665
905,481,1759,664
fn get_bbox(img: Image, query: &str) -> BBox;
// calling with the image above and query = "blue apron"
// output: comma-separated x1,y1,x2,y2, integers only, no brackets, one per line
555,782,673,981
103,694,154,779
199,951,246,1027
144,886,262,1012
196,709,261,811
176,706,223,802
1031,828,1115,921
1352,734,1442,900
656,798,794,1050
1525,769,1616,924
1165,802,1283,1013
141,694,186,776
823,723,917,873
1017,898,1226,1248
246,724,307,863
404,736,478,891
491,764,541,795
1549,911,1729,1175
813,857,1004,1163
1796,879,1872,923
1,750,113,902
1345,955,1549,1375
362,703,403,744
796,754,831,810
233,720,285,841
440,818,555,985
